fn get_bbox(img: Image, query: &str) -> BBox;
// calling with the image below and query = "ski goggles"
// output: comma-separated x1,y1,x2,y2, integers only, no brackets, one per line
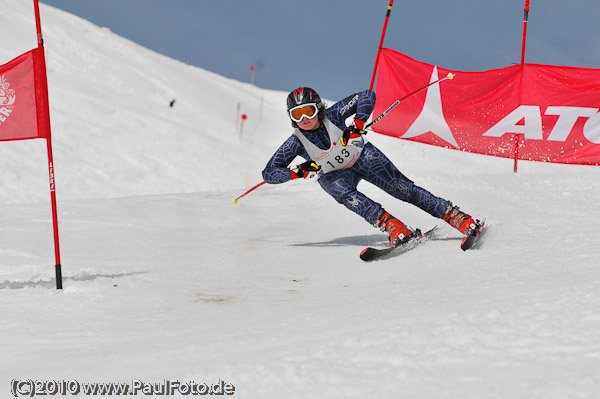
288,103,319,122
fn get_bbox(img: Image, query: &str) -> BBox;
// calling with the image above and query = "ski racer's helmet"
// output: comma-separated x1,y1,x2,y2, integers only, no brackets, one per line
286,87,323,111
286,87,325,127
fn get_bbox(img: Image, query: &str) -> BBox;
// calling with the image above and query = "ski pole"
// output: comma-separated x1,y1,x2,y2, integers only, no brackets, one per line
232,181,266,204
364,72,455,130
233,165,307,204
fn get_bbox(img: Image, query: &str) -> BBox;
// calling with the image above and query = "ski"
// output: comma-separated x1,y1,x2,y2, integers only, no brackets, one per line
360,226,439,262
460,219,486,251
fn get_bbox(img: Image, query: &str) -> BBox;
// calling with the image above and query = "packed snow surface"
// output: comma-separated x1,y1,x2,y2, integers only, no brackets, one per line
1,2,599,398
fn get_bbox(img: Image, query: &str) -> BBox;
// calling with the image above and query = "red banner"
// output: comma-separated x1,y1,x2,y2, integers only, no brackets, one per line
373,48,600,165
0,48,51,141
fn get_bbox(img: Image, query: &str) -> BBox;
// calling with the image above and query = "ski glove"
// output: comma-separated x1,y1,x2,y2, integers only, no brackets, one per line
290,161,320,180
340,119,367,146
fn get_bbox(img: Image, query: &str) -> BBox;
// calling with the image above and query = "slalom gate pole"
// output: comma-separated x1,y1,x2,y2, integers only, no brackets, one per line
369,0,395,90
34,0,63,291
364,72,455,130
514,0,530,173
46,137,63,290
520,0,530,65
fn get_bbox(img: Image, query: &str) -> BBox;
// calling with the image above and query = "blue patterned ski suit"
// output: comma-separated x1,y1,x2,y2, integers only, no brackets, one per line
262,90,450,226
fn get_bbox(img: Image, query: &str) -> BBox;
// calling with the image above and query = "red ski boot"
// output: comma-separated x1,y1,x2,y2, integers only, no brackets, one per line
442,204,477,236
374,212,417,246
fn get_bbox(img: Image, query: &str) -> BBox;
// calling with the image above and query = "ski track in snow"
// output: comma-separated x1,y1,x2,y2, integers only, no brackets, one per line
1,2,600,398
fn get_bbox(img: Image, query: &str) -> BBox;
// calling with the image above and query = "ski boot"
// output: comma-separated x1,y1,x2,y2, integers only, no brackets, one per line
374,212,420,247
442,203,478,236
443,204,486,249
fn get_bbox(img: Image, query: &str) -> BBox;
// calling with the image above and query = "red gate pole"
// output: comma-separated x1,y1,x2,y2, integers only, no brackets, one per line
33,0,63,290
46,138,62,290
514,0,530,173
369,0,395,90
520,0,530,65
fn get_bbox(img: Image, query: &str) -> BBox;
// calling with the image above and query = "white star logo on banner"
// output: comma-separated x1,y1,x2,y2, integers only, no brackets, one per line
401,66,459,148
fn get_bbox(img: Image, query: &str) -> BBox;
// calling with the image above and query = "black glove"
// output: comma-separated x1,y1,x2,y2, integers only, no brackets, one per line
290,160,320,180
340,122,367,146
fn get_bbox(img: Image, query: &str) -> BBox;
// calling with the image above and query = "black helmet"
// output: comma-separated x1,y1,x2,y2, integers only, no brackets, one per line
286,87,323,111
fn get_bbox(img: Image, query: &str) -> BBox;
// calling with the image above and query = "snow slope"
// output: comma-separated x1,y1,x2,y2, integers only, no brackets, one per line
2,2,600,398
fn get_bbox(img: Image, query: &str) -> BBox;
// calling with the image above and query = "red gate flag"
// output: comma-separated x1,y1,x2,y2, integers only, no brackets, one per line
0,47,51,141
373,48,600,165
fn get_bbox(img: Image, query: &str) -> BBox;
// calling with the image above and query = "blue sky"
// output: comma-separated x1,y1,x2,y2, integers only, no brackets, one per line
39,0,600,101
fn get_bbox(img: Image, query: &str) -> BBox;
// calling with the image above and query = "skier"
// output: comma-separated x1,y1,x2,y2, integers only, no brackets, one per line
262,87,479,247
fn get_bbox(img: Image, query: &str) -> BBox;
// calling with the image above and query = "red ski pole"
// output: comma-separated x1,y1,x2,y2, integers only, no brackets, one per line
232,164,311,204
232,181,266,204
